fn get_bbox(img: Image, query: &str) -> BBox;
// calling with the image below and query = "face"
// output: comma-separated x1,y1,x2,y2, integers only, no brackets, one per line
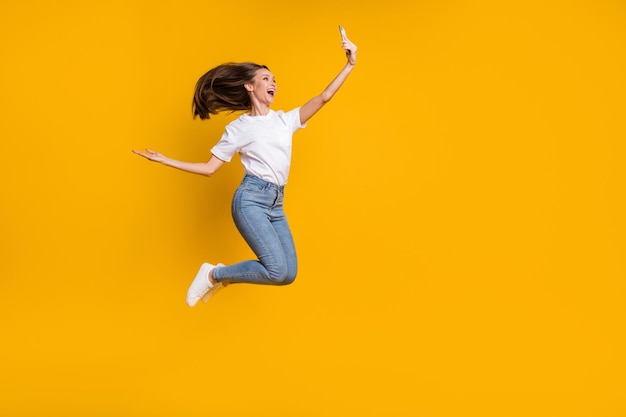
245,68,277,106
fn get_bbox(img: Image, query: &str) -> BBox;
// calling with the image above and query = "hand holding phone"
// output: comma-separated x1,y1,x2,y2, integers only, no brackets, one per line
339,25,351,57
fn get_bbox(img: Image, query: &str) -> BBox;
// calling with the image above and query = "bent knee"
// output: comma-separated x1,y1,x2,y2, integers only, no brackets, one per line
279,272,297,286
268,267,297,286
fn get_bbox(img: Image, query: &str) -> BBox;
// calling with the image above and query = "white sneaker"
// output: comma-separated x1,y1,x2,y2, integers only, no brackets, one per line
186,263,219,307
202,263,225,303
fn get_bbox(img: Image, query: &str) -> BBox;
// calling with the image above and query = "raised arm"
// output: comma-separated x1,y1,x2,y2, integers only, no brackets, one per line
132,148,224,177
299,33,357,125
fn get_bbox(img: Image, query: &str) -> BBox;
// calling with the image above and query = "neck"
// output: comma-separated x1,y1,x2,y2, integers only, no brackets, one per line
249,98,271,116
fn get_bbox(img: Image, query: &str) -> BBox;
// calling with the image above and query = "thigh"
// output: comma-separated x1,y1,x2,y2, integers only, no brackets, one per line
231,184,284,263
270,207,298,277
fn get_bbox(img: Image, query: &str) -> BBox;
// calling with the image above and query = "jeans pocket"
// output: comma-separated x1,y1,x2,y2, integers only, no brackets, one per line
241,183,265,193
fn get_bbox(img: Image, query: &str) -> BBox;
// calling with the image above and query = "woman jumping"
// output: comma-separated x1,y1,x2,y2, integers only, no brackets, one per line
133,28,357,307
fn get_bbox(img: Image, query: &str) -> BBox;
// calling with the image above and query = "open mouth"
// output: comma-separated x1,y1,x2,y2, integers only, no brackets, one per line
267,89,275,97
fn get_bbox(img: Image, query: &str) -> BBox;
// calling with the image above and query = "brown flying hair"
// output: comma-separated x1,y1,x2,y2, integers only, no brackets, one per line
192,62,269,120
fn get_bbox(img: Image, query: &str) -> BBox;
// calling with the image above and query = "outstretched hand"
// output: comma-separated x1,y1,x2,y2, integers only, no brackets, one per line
132,148,166,163
341,36,357,66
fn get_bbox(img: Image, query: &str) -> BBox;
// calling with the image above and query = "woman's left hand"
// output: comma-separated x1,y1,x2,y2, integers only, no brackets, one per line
342,37,357,66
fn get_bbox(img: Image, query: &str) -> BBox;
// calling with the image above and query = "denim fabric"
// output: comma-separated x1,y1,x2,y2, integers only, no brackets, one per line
212,174,297,285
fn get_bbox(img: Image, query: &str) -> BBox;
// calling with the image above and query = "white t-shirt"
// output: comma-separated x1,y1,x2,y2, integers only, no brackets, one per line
211,108,306,185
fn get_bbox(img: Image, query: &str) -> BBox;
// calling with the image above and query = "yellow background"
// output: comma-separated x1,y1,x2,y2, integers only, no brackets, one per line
1,0,625,416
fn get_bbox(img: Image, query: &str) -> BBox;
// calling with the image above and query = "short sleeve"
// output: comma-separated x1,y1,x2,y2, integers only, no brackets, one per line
210,124,239,162
282,108,307,132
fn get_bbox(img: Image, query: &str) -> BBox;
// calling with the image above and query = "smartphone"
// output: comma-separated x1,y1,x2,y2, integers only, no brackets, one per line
339,25,347,40
339,25,350,56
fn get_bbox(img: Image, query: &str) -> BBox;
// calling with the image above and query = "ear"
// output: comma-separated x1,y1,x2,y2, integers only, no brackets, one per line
244,83,253,92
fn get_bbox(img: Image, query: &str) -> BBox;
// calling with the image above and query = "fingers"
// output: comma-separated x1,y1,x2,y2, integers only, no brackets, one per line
341,40,357,52
132,148,158,160
341,39,357,64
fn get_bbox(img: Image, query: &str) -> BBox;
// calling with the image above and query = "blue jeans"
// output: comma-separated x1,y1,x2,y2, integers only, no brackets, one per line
212,174,298,285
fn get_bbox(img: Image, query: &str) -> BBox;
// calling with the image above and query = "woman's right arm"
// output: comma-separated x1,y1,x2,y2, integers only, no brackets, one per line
132,149,224,177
